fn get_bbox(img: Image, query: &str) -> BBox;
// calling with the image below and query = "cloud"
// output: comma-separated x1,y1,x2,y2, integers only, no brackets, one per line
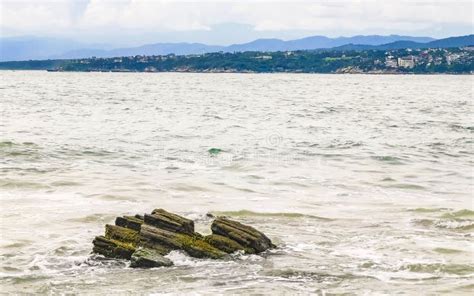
1,0,473,42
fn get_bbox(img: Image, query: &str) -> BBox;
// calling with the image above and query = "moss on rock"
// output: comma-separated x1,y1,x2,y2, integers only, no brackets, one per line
204,234,254,254
92,235,136,260
176,233,228,259
105,224,139,247
92,209,275,267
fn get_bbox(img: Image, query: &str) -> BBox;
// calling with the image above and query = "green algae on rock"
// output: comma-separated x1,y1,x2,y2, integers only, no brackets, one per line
105,224,139,246
208,148,222,155
92,209,274,268
92,236,136,260
175,233,227,259
204,234,255,254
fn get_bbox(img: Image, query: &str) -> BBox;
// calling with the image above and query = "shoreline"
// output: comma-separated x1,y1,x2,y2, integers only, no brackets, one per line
0,69,472,75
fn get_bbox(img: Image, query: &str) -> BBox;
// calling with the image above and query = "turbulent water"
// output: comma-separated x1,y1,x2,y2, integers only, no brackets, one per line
0,71,473,295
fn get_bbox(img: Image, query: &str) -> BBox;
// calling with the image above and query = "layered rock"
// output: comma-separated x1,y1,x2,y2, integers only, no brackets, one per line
144,209,194,235
211,217,275,253
92,209,274,267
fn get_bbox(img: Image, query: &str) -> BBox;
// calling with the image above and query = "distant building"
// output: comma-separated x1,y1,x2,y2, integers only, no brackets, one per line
398,56,415,68
446,54,461,65
144,66,157,72
385,56,398,68
255,55,272,60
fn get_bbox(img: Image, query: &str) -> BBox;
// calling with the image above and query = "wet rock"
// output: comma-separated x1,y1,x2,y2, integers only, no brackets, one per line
105,224,139,246
130,248,173,268
140,224,226,259
92,209,274,267
144,209,194,235
176,233,227,259
211,217,274,253
115,215,143,231
204,234,254,254
140,224,183,253
92,235,135,260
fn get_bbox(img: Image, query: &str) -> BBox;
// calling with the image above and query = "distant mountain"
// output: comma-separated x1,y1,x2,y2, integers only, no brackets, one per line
61,35,435,59
0,37,109,62
331,35,474,51
226,35,435,52
427,35,474,48
56,43,225,59
2,34,471,62
52,35,435,60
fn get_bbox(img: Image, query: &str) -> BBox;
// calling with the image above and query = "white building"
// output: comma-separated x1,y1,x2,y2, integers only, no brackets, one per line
397,56,415,68
446,54,461,65
385,57,398,68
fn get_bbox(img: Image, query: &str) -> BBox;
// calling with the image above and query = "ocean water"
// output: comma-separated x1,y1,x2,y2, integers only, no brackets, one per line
0,71,473,295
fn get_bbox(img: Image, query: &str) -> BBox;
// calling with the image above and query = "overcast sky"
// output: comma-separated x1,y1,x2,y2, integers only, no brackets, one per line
1,0,473,45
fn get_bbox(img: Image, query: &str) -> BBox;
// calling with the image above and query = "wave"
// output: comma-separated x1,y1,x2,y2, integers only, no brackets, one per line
0,179,50,189
407,208,451,213
441,209,474,219
210,210,333,221
401,263,474,276
411,208,474,231
371,155,405,164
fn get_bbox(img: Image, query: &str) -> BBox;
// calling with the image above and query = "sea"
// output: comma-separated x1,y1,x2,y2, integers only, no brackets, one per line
0,71,473,294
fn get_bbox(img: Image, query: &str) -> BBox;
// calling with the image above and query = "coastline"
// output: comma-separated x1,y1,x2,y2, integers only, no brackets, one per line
0,69,472,75
1,47,472,75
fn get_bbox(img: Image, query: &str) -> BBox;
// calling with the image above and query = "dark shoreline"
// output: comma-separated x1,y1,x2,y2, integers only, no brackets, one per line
0,69,472,75
1,47,472,74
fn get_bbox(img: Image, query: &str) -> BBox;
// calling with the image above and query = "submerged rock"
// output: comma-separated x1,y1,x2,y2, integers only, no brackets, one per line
130,248,173,268
208,148,222,155
92,209,274,267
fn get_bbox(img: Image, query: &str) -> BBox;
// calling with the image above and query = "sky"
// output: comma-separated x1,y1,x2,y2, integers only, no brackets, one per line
1,0,473,46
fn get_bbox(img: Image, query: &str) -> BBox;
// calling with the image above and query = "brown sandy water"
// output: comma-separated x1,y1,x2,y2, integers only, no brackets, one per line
0,71,473,294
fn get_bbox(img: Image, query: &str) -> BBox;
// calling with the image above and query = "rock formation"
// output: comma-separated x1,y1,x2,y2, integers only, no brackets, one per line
92,209,274,268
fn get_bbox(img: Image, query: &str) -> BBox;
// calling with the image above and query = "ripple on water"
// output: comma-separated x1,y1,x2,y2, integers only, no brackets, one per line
67,213,116,224
433,248,463,254
411,209,474,231
381,183,426,190
263,269,352,283
210,209,333,221
371,155,405,165
0,179,50,189
401,263,474,276
407,208,451,213
168,183,213,192
0,141,42,160
1,72,473,295
50,180,82,187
